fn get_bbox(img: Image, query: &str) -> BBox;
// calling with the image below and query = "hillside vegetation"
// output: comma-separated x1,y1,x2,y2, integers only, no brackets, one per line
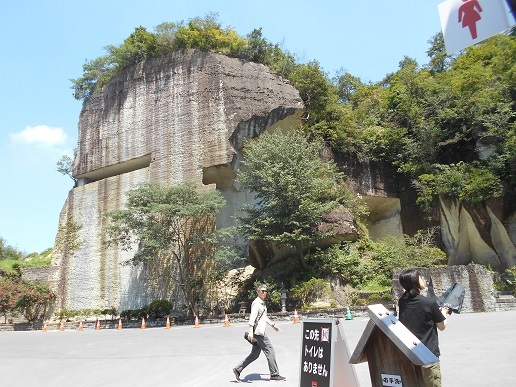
72,15,516,213
67,15,516,307
0,236,52,274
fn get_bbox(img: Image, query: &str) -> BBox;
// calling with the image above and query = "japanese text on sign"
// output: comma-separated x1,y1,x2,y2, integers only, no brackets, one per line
381,373,403,387
302,326,331,380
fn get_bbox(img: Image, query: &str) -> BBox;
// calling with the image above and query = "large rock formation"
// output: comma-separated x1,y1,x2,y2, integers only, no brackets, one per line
440,197,516,271
51,50,304,311
50,49,516,313
340,155,516,271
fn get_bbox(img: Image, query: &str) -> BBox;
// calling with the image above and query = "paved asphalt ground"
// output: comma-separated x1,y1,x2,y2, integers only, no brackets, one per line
1,310,515,387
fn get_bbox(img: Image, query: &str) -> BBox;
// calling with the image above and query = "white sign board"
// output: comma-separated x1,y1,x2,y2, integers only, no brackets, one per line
381,373,403,387
438,0,512,54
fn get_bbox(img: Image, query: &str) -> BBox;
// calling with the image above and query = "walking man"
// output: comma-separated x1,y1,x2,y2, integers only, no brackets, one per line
233,284,286,382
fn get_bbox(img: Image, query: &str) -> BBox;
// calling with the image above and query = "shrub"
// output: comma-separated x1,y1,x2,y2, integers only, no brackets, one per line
494,268,516,295
381,292,394,302
14,282,55,322
120,310,134,320
146,300,173,318
354,298,368,306
289,278,330,309
1,277,54,322
367,293,383,303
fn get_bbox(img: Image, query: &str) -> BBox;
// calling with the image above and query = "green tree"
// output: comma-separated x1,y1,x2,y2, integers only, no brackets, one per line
172,13,246,53
0,276,55,322
56,150,78,186
237,131,360,269
71,54,114,100
15,281,55,322
105,183,227,316
425,32,455,73
0,236,23,261
333,70,362,104
106,26,161,70
289,61,337,123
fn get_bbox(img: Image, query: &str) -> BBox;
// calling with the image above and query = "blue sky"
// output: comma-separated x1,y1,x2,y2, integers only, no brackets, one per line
0,0,510,254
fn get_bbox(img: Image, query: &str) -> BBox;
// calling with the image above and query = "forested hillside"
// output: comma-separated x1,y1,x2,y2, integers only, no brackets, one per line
66,15,516,306
72,15,516,216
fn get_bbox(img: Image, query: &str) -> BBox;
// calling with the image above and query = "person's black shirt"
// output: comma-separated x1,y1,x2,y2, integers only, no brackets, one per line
399,294,445,357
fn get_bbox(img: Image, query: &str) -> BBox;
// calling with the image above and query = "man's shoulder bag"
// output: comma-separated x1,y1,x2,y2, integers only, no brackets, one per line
243,308,264,345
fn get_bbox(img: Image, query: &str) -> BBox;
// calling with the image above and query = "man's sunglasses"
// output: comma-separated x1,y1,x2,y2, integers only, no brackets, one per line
260,290,268,293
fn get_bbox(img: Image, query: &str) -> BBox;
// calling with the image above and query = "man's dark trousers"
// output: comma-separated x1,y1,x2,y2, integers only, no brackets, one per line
234,334,280,377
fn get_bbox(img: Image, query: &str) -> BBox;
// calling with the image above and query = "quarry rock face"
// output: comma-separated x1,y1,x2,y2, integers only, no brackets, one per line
49,49,516,313
341,156,516,271
440,197,516,271
51,50,304,311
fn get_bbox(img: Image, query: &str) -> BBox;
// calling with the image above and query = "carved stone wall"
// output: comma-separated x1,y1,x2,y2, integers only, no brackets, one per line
440,197,516,270
50,49,515,313
339,154,516,271
51,50,304,311
393,265,495,313
21,266,58,287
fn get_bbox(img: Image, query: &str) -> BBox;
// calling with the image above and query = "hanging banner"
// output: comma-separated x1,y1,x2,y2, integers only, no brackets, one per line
438,0,512,54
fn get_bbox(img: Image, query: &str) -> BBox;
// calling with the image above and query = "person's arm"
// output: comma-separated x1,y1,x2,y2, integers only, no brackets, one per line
266,317,280,332
436,307,449,331
248,301,258,341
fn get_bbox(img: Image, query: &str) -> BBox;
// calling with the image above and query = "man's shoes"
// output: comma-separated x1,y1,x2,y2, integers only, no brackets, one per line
270,375,286,381
233,368,241,382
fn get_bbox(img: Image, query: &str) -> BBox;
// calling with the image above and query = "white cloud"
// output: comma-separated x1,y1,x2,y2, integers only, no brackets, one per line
9,125,69,151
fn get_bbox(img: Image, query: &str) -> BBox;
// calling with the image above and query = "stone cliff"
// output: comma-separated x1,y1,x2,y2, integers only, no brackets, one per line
339,155,516,271
50,49,516,312
51,50,304,311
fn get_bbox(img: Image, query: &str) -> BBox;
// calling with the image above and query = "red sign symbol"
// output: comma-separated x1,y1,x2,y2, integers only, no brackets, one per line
458,0,483,39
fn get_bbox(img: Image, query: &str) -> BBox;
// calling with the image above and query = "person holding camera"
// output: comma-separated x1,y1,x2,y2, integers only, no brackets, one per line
398,269,449,387
233,284,286,382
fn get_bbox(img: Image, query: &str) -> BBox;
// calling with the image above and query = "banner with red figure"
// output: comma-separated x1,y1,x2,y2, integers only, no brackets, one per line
438,0,513,54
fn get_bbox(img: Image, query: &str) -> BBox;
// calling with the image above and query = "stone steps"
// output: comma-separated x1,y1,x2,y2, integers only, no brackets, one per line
494,295,516,312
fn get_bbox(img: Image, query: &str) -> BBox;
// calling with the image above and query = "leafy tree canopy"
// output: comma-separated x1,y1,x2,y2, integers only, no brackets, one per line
325,33,516,211
0,236,23,261
71,13,296,100
236,131,366,269
104,182,231,315
72,15,515,214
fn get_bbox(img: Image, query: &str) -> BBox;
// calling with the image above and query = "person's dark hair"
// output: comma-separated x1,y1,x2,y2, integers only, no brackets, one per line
399,269,422,298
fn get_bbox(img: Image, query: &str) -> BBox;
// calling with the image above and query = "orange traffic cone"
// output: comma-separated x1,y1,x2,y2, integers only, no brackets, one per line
78,321,84,331
42,322,47,332
223,313,230,327
293,309,300,324
165,316,171,329
141,317,146,329
95,319,101,330
194,315,200,328
117,318,123,330
59,321,65,331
